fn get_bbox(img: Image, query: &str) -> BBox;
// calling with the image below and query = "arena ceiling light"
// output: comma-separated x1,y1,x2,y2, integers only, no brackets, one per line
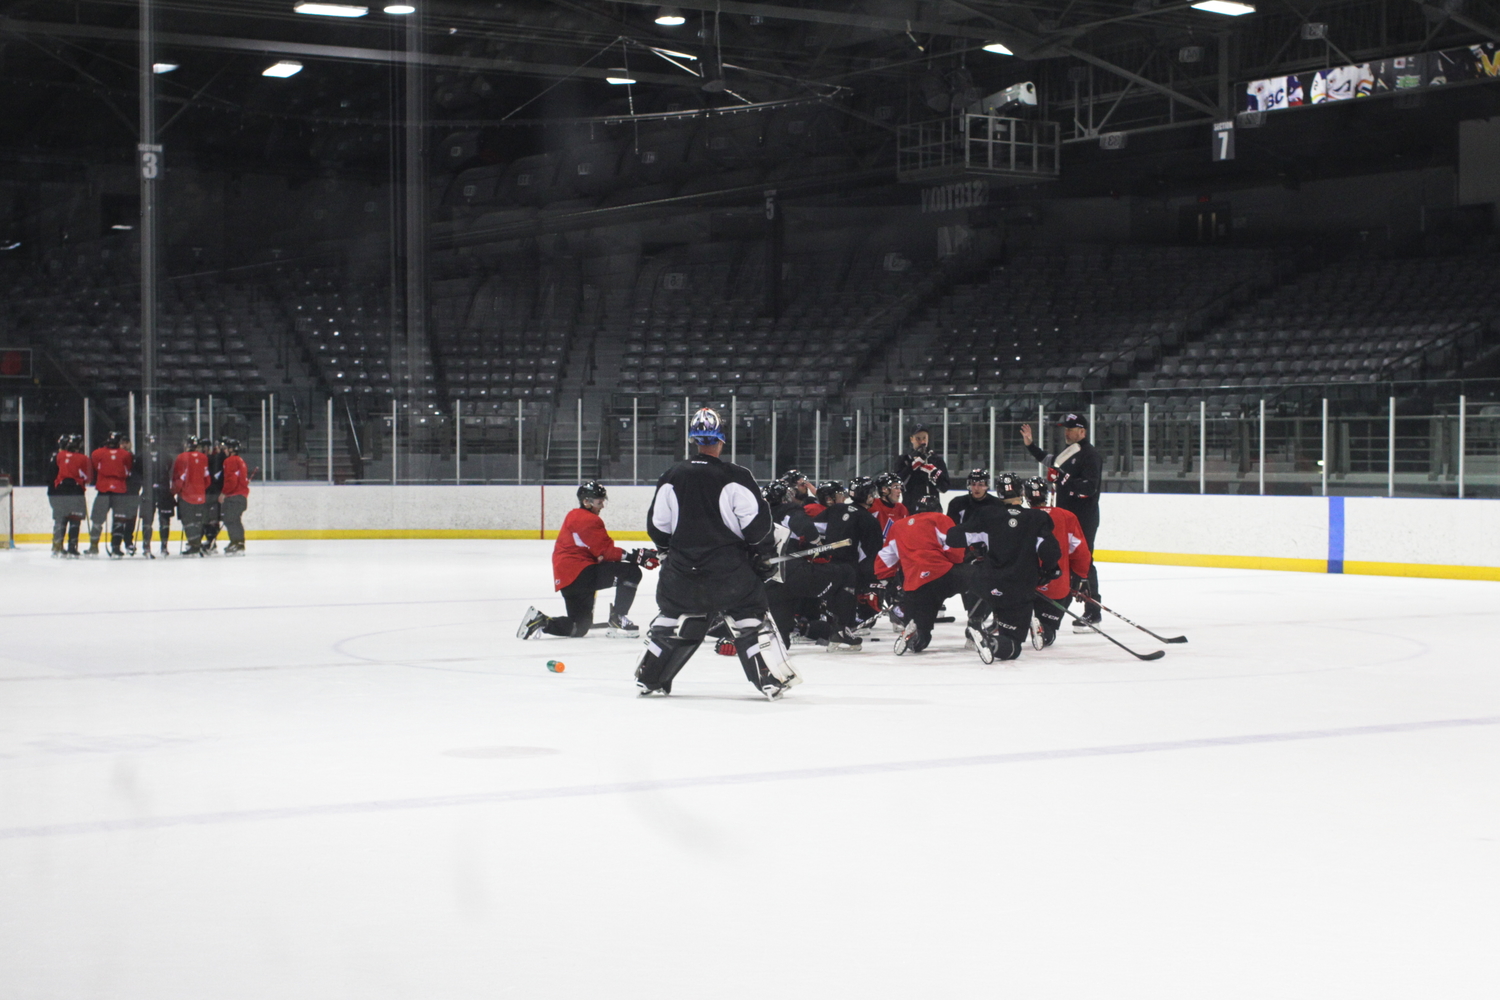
293,3,369,17
649,47,697,59
383,4,415,12
982,42,1014,55
605,69,638,84
262,60,305,77
1191,1,1256,14
152,62,179,73
654,6,686,26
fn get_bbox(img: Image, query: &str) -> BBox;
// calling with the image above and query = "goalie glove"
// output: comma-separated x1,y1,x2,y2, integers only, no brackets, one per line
625,547,661,569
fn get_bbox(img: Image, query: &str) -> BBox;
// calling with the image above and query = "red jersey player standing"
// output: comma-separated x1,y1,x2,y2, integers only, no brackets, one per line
87,432,134,558
47,434,91,558
518,481,659,640
171,436,212,556
874,493,967,654
1023,477,1093,647
218,438,251,556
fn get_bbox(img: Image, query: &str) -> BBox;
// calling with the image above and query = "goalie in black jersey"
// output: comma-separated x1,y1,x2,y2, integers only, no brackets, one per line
636,408,800,700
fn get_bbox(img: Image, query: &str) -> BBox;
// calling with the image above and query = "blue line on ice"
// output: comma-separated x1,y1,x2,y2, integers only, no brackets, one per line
4,716,1495,841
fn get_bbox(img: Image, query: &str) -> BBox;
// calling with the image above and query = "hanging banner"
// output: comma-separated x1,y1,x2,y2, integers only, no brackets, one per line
1242,42,1500,114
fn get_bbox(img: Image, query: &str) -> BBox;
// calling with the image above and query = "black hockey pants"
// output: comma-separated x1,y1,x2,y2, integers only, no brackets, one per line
178,501,206,550
1068,501,1101,609
50,495,87,549
542,562,643,637
89,492,133,551
140,491,174,549
220,495,248,545
899,566,970,651
766,560,857,645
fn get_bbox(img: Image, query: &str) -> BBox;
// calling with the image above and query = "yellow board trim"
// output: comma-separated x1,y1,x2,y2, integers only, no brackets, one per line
1343,560,1500,582
1094,549,1327,574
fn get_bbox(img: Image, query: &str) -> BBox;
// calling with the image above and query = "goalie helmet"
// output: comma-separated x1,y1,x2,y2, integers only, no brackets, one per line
762,480,791,505
814,480,845,506
913,492,942,513
1022,477,1049,507
847,475,877,505
687,407,726,445
966,467,990,486
577,480,608,505
995,472,1023,500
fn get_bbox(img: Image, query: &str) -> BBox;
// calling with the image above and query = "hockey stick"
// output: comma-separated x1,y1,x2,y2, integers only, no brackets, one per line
1070,589,1188,644
1040,596,1165,661
765,537,853,565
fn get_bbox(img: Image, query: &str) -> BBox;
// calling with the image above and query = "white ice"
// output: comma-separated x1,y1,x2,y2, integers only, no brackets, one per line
1,541,1496,1000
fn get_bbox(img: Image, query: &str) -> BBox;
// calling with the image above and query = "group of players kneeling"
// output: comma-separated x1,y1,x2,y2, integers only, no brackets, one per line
519,466,1093,666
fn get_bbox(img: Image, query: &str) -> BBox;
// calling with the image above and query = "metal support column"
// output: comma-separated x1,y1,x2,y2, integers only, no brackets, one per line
138,0,159,452
128,393,136,447
260,398,267,483
515,399,522,485
1037,403,1045,476
988,406,995,479
84,398,91,454
454,400,461,485
631,396,638,485
1388,395,1396,497
1142,400,1150,494
1199,399,1206,494
393,399,399,485
576,397,583,485
1458,394,1466,499
771,407,777,476
207,394,214,443
814,411,821,481
15,397,22,486
1258,398,1266,496
1320,397,1328,497
326,397,334,484
730,394,737,466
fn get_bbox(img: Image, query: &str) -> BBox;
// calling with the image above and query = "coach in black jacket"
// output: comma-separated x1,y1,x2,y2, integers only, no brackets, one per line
638,407,801,700
1021,412,1103,621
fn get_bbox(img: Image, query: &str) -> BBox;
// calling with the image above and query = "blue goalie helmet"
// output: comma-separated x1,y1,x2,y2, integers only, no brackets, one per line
688,406,726,444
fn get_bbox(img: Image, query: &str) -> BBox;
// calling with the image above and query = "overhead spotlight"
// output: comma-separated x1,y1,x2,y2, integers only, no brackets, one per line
293,3,368,15
654,6,686,26
152,62,179,74
263,60,304,77
606,70,637,85
111,224,134,231
1191,1,1255,14
982,42,1014,55
650,47,697,60
383,3,415,12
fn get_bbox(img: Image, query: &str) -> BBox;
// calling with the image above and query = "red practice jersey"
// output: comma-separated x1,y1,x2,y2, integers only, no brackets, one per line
875,511,964,590
870,499,909,538
53,451,92,491
221,455,251,498
90,447,133,494
1036,506,1092,600
171,451,211,505
552,507,625,590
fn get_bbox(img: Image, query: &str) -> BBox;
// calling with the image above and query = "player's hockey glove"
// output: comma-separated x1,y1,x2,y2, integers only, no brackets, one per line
1042,563,1063,583
915,460,940,481
964,541,988,564
1071,574,1089,596
753,554,779,582
625,547,661,569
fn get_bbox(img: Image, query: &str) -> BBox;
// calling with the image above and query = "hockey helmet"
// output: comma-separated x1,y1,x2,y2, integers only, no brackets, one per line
913,492,942,513
219,437,241,454
780,468,809,487
762,480,791,505
56,434,72,451
104,431,123,449
1021,477,1049,507
847,475,877,506
995,472,1023,500
966,467,990,486
688,407,726,445
184,435,201,451
814,480,846,506
874,471,903,501
577,480,608,506
66,433,84,452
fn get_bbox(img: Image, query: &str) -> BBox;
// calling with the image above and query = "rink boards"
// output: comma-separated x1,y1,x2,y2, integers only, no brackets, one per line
8,485,1500,581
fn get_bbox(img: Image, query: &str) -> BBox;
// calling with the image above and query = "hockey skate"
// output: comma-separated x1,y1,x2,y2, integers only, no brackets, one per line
606,613,638,639
1073,613,1101,633
51,541,64,559
759,664,802,701
84,543,100,558
823,627,863,652
516,606,548,640
967,625,996,664
204,540,219,556
224,542,245,557
889,604,908,633
124,543,137,557
892,620,918,656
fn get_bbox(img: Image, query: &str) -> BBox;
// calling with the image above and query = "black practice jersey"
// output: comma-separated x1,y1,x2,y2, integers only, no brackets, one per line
848,506,884,580
946,492,1003,524
647,452,774,574
1025,438,1103,512
894,450,952,506
945,504,1060,602
206,452,226,497
141,449,172,499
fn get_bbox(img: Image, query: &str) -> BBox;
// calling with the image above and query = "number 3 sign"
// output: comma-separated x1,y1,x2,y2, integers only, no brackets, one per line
138,143,163,179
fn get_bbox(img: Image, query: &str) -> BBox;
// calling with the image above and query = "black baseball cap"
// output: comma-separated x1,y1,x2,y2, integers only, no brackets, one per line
909,423,930,436
1055,413,1088,429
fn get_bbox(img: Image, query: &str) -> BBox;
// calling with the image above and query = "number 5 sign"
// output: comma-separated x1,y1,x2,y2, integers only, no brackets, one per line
138,143,163,180
1212,121,1235,162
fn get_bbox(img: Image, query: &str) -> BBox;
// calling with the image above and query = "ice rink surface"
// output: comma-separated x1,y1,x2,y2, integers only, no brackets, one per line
1,540,1496,999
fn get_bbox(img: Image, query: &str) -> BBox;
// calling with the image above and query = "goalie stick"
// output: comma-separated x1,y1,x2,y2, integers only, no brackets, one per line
765,537,853,565
1070,590,1188,644
1039,595,1165,661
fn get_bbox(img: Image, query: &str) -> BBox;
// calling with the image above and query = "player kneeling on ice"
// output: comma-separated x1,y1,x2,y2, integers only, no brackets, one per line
945,473,1061,664
518,481,659,640
635,407,800,701
875,493,967,655
1023,477,1092,648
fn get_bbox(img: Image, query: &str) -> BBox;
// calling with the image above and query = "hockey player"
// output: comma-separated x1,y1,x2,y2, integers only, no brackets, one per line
764,479,806,526
219,438,251,556
518,481,656,640
845,476,891,630
118,438,142,556
138,435,174,558
201,439,227,554
875,493,966,654
1023,477,1092,647
780,469,815,507
946,468,1002,524
171,437,212,556
636,407,799,700
765,481,863,650
945,473,1061,663
87,432,134,558
869,471,908,536
1021,413,1103,626
47,434,90,558
894,424,951,509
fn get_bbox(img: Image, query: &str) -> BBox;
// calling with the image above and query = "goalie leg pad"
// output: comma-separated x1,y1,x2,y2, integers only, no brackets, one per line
636,615,708,693
725,616,798,688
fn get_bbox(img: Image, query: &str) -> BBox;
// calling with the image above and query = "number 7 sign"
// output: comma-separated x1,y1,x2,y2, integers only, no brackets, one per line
1212,121,1235,162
